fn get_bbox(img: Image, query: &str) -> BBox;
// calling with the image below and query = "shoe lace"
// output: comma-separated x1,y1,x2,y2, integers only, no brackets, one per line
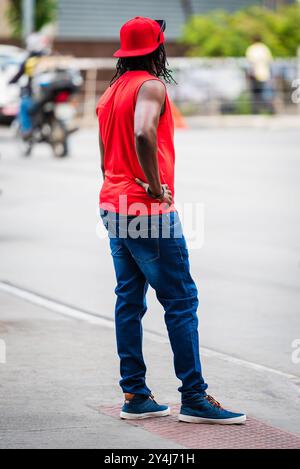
205,395,223,409
149,393,158,404
125,393,157,404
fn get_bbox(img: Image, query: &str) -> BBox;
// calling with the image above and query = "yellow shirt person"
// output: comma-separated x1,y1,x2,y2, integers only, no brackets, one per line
246,41,273,82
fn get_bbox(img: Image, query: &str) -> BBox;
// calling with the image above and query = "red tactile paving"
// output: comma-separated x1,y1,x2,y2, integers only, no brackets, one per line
98,404,300,449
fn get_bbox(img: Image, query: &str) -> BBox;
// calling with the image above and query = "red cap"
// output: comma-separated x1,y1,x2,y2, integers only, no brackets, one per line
113,16,165,58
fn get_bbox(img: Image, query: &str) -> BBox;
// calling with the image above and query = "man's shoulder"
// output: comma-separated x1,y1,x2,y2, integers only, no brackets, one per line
138,76,166,96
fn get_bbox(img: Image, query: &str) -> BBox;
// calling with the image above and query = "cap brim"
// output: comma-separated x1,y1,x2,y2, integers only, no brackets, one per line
113,38,164,58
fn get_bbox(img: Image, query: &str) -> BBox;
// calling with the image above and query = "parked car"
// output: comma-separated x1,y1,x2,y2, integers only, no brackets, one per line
0,45,26,124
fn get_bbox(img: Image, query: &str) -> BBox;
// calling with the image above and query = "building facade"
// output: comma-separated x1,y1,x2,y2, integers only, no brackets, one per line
0,0,296,55
55,0,296,57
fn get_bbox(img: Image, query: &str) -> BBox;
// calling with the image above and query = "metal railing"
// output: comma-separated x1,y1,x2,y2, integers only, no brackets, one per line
67,57,300,123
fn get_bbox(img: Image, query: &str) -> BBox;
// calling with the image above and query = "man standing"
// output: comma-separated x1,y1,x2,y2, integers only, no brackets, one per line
97,17,246,425
246,35,274,114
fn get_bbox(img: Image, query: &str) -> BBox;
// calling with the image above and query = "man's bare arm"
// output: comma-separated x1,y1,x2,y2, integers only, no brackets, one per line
134,80,172,205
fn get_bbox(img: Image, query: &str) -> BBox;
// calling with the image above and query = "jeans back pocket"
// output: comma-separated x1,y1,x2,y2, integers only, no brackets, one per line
125,226,160,264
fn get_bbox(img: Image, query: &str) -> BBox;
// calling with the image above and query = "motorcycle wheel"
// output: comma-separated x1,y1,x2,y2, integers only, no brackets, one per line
22,140,33,157
50,119,69,158
12,119,33,157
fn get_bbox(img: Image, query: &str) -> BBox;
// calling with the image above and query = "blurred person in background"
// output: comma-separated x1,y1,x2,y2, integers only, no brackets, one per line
97,17,246,425
246,35,274,114
9,32,52,138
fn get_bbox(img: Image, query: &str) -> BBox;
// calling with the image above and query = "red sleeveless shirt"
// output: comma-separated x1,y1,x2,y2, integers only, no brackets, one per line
96,70,175,215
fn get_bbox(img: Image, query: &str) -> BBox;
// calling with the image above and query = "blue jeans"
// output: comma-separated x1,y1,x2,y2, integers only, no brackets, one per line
19,95,34,133
100,210,208,403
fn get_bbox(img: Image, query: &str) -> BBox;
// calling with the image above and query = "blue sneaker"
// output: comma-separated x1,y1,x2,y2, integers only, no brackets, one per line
179,394,246,425
120,394,170,420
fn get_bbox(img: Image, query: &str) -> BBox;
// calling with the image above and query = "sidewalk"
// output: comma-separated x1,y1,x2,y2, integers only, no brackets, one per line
185,114,300,129
0,290,299,449
75,114,300,129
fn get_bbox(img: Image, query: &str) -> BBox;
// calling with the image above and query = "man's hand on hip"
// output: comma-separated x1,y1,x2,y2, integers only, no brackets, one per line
135,178,173,206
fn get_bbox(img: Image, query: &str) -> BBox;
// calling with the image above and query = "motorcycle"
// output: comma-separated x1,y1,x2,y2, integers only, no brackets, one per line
15,68,82,157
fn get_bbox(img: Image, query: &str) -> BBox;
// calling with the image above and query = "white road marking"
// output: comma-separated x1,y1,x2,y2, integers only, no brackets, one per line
0,280,298,380
200,348,298,380
0,281,167,343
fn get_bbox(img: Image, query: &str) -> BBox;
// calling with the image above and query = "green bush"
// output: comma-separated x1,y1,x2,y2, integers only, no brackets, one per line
6,0,57,39
181,5,300,57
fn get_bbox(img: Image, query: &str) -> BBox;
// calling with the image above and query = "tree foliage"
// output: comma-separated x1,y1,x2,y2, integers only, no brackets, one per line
6,0,57,38
181,5,300,57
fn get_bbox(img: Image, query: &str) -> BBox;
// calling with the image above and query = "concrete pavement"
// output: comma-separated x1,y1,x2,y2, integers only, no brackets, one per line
0,289,300,448
0,290,183,449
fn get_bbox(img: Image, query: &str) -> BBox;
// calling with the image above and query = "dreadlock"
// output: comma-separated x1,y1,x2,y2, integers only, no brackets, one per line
110,44,176,86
